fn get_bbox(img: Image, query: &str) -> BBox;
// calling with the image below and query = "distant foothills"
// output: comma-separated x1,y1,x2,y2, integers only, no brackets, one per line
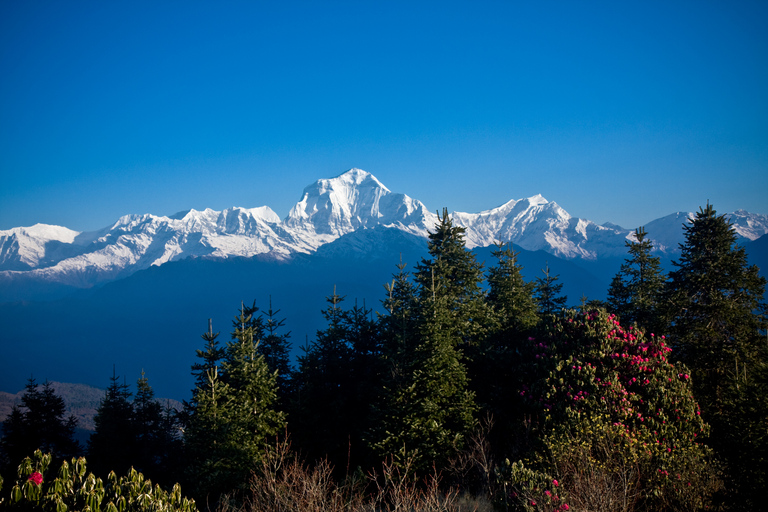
0,169,766,401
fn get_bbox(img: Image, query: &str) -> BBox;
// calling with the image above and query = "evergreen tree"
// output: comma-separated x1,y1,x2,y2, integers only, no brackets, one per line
190,320,225,392
87,369,135,477
607,226,666,334
260,296,293,400
414,207,490,348
476,242,539,455
665,203,767,509
291,291,383,473
534,264,567,315
486,241,539,337
132,371,167,478
184,304,286,502
379,258,420,395
372,290,476,476
0,379,80,473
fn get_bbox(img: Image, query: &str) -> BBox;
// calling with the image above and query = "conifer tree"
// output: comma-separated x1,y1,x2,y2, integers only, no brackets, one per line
372,289,476,476
184,304,285,501
0,379,80,473
260,296,293,400
380,258,420,393
665,203,767,509
87,369,135,477
414,207,489,348
477,242,539,453
132,371,169,477
534,264,567,315
607,227,666,334
291,290,383,473
486,241,539,337
190,320,225,391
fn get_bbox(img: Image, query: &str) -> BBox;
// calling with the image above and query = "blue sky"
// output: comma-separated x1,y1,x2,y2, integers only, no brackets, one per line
1,0,766,232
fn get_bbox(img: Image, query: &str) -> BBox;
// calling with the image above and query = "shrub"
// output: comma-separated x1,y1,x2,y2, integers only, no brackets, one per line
0,450,196,512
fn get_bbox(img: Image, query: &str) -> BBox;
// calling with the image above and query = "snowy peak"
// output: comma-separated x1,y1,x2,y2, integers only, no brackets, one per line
285,168,431,238
0,224,81,270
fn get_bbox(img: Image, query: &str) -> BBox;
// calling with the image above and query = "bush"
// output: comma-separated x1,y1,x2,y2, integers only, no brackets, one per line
0,450,196,512
498,309,721,511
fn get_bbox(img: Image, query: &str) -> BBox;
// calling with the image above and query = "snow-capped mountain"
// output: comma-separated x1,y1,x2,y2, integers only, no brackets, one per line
1,168,767,290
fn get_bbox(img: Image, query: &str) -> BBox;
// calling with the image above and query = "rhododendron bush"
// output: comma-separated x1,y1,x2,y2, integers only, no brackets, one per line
498,309,720,512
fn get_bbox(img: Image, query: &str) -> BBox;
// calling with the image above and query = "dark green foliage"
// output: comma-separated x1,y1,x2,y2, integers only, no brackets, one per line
1,450,196,512
607,227,667,334
372,211,479,476
486,241,539,338
190,321,225,392
88,370,182,487
87,369,134,477
534,264,567,316
372,291,477,476
260,297,293,401
184,304,286,502
414,208,490,348
0,379,80,475
290,291,384,474
665,204,768,510
474,242,539,457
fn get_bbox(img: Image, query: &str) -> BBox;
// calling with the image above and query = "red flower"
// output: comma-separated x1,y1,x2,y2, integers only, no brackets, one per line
28,472,43,486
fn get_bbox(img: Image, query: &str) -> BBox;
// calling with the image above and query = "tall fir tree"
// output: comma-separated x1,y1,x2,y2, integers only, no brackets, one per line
190,320,225,392
184,304,286,502
665,203,767,510
260,296,293,400
606,227,666,334
486,241,539,338
414,207,490,349
534,264,567,316
291,290,383,474
0,379,80,474
380,258,420,393
371,288,476,476
476,242,539,455
87,369,135,477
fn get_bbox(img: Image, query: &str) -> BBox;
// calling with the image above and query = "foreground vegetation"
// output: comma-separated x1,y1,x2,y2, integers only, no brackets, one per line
1,204,765,511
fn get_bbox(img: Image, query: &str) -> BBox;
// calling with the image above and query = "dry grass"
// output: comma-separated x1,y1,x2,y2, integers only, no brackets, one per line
216,436,490,512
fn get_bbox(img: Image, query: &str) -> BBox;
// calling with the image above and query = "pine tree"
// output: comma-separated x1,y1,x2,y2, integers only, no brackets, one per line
372,290,476,476
260,296,293,400
534,264,567,316
132,371,166,476
291,290,383,473
607,227,666,334
87,368,135,477
476,242,539,454
380,258,420,393
184,304,286,501
486,241,539,337
414,207,490,348
665,203,767,509
0,379,80,472
190,319,225,392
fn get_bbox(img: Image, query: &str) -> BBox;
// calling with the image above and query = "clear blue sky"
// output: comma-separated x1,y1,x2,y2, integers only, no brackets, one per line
1,0,766,232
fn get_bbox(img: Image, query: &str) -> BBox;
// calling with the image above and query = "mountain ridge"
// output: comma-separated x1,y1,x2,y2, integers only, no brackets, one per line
2,168,767,294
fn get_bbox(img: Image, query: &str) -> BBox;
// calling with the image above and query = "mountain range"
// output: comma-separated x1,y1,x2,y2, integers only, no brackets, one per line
2,168,766,298
1,169,766,400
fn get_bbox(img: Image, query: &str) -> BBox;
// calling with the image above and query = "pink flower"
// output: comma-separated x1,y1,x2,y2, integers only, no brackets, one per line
552,479,559,487
28,472,43,486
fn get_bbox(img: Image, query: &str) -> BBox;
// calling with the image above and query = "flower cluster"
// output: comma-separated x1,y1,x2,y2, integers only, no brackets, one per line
516,309,714,507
